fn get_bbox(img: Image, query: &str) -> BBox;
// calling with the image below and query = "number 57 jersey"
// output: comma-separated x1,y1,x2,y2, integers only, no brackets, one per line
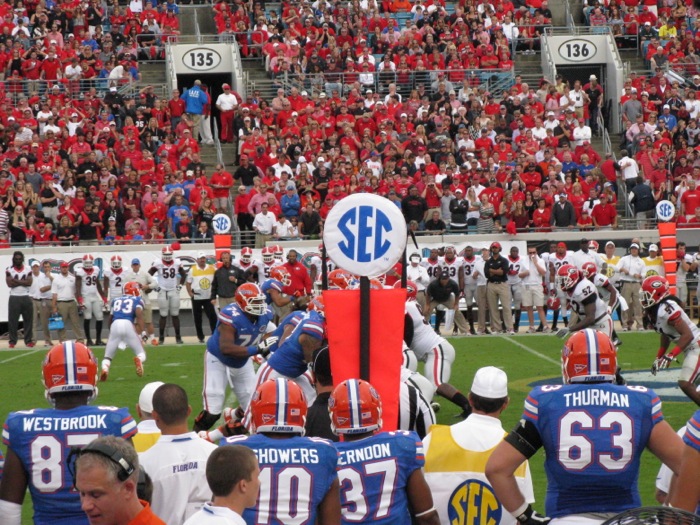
523,383,663,518
2,405,137,525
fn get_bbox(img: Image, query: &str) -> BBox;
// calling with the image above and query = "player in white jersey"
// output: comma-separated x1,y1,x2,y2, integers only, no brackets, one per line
582,262,625,346
548,242,575,330
75,254,107,346
676,242,693,306
643,275,700,406
506,246,525,332
148,245,188,344
421,247,442,280
258,247,285,284
556,264,613,339
102,255,126,302
402,282,472,418
439,246,468,334
234,247,263,281
309,244,337,291
461,245,479,334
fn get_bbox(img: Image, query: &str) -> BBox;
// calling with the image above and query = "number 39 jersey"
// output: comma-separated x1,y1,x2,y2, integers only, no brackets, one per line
522,383,663,518
335,430,424,525
151,258,184,291
223,434,338,525
207,303,274,369
111,295,144,321
2,405,137,525
74,267,100,297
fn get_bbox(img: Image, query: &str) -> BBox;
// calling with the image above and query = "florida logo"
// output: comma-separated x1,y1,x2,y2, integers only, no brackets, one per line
447,479,501,525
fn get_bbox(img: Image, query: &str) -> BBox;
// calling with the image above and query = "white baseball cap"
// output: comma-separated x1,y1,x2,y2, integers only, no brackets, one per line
138,381,165,413
649,244,659,252
471,366,508,398
197,252,207,259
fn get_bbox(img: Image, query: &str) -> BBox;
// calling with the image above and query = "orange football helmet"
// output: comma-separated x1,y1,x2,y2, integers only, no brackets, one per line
235,283,267,316
329,379,382,435
124,281,141,297
307,295,325,315
270,267,292,287
562,329,617,384
328,269,356,290
250,378,307,434
42,341,98,402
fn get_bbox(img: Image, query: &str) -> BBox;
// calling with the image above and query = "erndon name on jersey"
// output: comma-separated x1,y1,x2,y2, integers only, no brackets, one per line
563,389,630,407
21,413,111,431
338,442,392,466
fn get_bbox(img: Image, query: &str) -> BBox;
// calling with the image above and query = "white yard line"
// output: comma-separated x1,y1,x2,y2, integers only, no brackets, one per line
498,335,560,366
0,348,44,364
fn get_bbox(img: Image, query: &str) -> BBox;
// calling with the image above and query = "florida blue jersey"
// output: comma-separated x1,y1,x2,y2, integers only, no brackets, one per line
207,303,273,368
266,311,306,354
336,430,424,525
683,409,700,451
522,383,663,518
261,278,284,305
110,295,144,321
2,405,137,525
222,434,338,525
267,311,325,377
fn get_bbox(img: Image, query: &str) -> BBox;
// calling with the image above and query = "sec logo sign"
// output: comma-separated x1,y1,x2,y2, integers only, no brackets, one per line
656,200,675,222
324,194,406,277
212,213,232,234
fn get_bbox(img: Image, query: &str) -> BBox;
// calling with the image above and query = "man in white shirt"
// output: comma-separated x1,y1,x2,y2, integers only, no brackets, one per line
253,203,276,248
572,238,604,270
521,247,548,333
618,149,640,192
618,242,645,331
407,253,431,309
140,383,218,524
29,260,54,347
216,83,238,143
50,261,85,342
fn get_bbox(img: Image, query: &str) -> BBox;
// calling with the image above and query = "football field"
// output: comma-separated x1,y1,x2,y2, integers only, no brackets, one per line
0,331,697,523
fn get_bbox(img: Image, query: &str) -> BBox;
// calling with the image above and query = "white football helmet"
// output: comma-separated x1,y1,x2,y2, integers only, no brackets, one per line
82,254,94,270
162,246,174,264
111,255,122,270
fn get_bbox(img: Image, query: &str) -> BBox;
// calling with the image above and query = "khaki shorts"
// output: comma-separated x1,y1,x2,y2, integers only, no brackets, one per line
521,284,545,307
143,304,153,324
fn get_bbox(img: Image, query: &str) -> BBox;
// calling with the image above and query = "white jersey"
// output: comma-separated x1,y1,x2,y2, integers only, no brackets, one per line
678,253,694,283
75,266,101,297
421,258,442,280
506,256,523,285
103,268,126,300
407,264,430,291
653,298,700,342
566,277,608,320
461,256,478,288
309,255,337,281
151,258,184,291
234,258,264,277
590,272,614,303
439,256,463,281
259,261,284,283
548,251,575,282
405,300,443,359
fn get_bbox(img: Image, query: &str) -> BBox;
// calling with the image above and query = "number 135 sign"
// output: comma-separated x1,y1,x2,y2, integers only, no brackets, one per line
182,48,222,71
558,39,597,62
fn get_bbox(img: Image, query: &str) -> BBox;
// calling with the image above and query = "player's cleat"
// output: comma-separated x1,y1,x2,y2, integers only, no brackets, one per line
9,343,15,348
430,402,441,413
86,340,95,347
134,357,144,377
612,337,622,347
99,367,109,382
158,337,165,345
176,337,184,344
151,337,159,346
95,340,105,346
27,342,35,348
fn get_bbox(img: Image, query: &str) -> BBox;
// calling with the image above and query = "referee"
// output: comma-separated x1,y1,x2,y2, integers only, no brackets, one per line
186,252,217,343
485,242,514,334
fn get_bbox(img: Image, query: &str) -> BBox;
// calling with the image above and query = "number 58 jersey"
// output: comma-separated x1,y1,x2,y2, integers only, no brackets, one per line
522,383,663,518
2,405,137,525
151,258,184,291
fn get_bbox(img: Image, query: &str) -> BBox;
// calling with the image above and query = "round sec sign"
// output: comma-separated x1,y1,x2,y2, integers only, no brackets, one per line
212,213,232,234
656,199,675,222
324,194,407,277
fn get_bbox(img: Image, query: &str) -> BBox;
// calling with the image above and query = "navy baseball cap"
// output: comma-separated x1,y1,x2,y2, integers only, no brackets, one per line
131,258,141,265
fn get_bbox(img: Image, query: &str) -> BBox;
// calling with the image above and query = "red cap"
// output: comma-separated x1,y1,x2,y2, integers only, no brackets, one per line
557,242,567,249
60,261,69,267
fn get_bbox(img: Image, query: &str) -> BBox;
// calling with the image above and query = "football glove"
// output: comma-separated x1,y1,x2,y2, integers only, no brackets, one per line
651,354,675,375
153,286,161,293
516,505,551,525
256,336,279,358
555,328,569,339
176,284,183,292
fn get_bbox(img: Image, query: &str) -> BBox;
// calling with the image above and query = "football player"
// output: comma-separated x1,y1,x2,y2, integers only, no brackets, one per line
642,275,700,406
329,379,439,525
0,342,137,525
581,262,624,346
253,295,325,405
547,242,574,331
103,255,126,303
438,246,469,334
193,283,276,433
670,409,700,511
555,264,613,339
486,329,683,524
99,281,148,382
401,280,472,418
235,247,263,282
148,246,188,344
260,267,295,322
309,243,337,288
223,379,341,525
75,254,108,346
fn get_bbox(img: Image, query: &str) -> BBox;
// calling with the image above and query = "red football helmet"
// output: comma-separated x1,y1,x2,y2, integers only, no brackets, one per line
240,247,253,264
250,378,307,434
562,329,617,384
270,267,292,287
308,295,325,315
328,269,356,290
581,262,597,280
110,255,122,270
329,379,382,435
641,275,670,309
393,280,418,301
162,246,174,264
273,245,284,261
557,264,581,291
235,283,267,316
546,289,561,310
43,341,98,402
124,281,141,297
262,247,274,264
82,254,94,270
589,240,599,252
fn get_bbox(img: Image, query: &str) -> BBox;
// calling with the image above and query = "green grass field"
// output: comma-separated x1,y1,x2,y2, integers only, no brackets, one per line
0,332,697,523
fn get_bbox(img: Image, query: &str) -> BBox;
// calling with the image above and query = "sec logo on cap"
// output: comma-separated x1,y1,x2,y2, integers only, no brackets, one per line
323,194,406,277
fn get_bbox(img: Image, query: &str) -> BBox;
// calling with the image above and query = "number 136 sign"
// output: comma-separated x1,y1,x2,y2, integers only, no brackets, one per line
558,39,597,62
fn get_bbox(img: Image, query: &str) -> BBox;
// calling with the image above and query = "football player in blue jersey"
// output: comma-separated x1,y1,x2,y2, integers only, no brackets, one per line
100,281,148,382
261,267,295,322
670,409,700,511
329,378,440,525
0,342,137,525
486,329,683,525
253,295,325,404
193,283,277,433
222,378,341,525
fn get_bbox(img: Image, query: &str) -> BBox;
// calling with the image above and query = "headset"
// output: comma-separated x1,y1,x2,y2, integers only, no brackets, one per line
67,441,136,484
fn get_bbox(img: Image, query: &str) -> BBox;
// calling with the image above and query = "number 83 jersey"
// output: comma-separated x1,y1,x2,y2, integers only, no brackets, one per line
151,257,184,291
522,383,663,518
